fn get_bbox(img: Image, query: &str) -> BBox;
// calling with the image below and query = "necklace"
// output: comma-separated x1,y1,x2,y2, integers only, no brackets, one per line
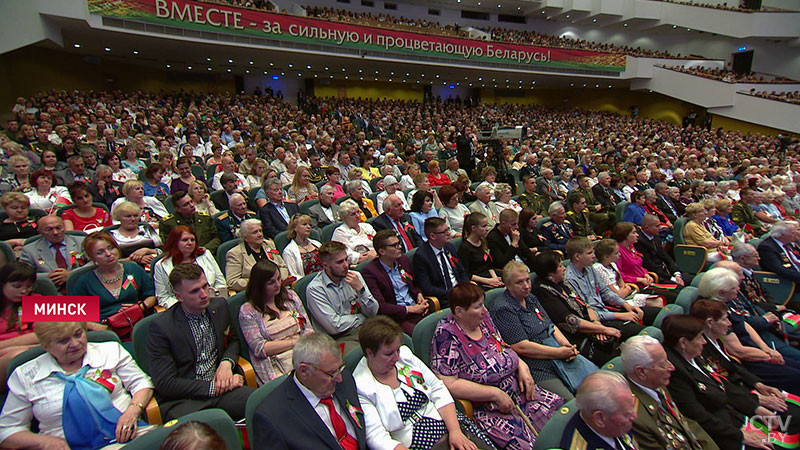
96,264,124,284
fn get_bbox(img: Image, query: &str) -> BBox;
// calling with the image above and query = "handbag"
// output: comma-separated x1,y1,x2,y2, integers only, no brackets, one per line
103,301,146,341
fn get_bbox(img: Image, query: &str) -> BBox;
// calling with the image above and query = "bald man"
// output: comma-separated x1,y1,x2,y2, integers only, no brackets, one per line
559,371,639,450
20,216,85,289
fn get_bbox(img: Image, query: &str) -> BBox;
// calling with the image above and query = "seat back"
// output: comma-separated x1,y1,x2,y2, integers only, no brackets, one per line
354,258,374,273
65,263,97,295
163,195,176,214
603,356,624,373
411,308,450,368
34,273,59,296
335,195,352,205
615,201,630,223
531,399,578,450
675,286,699,312
690,273,702,287
320,222,342,243
0,241,14,265
484,288,505,310
245,375,287,443
754,270,796,305
293,272,321,330
369,177,384,192
273,230,290,254
673,217,689,245
405,248,418,265
215,238,241,276
123,408,240,450
227,292,249,360
131,313,162,375
638,326,664,342
205,164,219,182
654,304,685,328
450,237,463,253
298,199,319,215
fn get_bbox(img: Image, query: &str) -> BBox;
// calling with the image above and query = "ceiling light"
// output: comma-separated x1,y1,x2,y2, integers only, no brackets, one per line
269,62,274,66
359,68,363,73
288,64,293,68
595,84,599,87
264,71,268,74
281,72,285,75
227,68,231,72
307,65,311,69
228,59,233,63
566,14,570,18
249,60,254,65
207,67,212,71
245,69,250,73
687,28,691,31
73,43,80,48
345,75,349,79
313,74,318,77
582,83,587,87
478,77,482,81
570,83,574,87
187,66,192,70
623,23,628,27
132,50,139,55
375,70,379,74
165,64,171,68
206,57,211,62
324,66,329,70
673,25,677,28
342,68,346,71
592,18,597,22
517,6,520,10
104,47,111,52
608,84,612,88
542,10,546,13
297,73,302,76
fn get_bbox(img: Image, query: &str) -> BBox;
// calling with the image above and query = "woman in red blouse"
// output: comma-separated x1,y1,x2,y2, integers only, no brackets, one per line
426,160,451,187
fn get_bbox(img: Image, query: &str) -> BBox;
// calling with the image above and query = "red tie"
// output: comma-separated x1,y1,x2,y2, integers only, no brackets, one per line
53,243,67,269
395,219,414,251
320,397,358,450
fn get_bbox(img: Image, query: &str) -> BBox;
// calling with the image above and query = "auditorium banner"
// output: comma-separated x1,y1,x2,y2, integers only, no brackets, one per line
87,0,627,72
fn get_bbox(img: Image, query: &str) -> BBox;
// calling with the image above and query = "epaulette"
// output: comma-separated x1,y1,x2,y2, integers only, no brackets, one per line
197,212,211,216
566,210,576,215
161,214,174,221
564,220,572,225
542,220,553,227
216,212,229,220
246,210,257,216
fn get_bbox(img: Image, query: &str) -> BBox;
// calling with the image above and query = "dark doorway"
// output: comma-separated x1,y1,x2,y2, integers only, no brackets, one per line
732,50,754,75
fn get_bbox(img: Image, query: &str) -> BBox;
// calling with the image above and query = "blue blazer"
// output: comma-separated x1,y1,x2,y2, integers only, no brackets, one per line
623,203,647,225
411,241,469,305
258,201,299,238
251,371,367,450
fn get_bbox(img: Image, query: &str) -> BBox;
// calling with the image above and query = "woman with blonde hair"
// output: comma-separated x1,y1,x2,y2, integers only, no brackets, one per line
683,203,729,263
282,214,322,279
109,201,161,265
0,155,32,194
0,193,39,251
188,179,218,215
279,156,297,188
110,180,168,226
286,166,318,203
246,158,268,190
332,200,378,265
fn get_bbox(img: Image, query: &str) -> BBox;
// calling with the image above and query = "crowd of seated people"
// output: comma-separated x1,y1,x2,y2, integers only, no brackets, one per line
305,5,465,37
663,64,799,83
743,89,800,105
2,85,800,449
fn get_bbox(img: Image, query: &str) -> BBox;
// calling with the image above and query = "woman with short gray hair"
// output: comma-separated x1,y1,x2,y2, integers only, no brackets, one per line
226,218,289,292
332,200,377,265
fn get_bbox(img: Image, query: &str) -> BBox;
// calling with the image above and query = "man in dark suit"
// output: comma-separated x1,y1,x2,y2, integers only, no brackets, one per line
258,177,299,238
758,220,800,284
537,168,562,203
19,216,85,291
621,336,718,450
411,217,468,307
635,215,687,286
251,333,367,450
559,371,639,450
90,165,124,209
307,185,340,229
55,155,95,186
654,182,680,224
146,264,255,421
362,230,429,335
371,195,422,253
487,209,535,270
592,171,622,214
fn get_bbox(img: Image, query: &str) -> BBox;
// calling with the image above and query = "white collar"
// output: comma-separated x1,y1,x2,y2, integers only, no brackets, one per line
582,416,618,449
32,342,104,383
630,379,660,404
293,373,324,408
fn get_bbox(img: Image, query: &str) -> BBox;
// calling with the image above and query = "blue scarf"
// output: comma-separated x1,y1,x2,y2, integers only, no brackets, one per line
54,365,125,450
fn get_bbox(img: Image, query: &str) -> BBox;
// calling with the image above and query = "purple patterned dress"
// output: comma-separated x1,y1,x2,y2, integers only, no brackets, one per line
430,314,563,450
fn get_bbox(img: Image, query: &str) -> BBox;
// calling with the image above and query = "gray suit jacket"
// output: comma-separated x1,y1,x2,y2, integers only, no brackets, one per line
20,234,86,273
307,202,339,229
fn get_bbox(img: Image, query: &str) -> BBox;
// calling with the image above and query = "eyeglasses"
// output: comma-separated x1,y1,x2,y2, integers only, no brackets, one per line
431,228,451,235
384,241,403,249
306,362,346,379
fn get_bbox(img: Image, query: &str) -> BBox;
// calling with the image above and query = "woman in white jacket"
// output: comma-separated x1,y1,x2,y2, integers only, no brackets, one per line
281,214,322,280
353,316,495,450
152,225,226,308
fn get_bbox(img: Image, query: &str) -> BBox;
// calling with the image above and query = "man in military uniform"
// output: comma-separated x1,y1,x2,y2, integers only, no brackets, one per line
567,193,600,240
541,201,574,252
215,192,257,242
518,175,546,217
574,175,610,234
160,191,221,254
307,153,327,184
559,371,639,450
732,188,767,235
622,336,719,450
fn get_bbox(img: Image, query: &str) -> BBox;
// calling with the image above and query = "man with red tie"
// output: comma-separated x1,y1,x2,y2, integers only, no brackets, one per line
252,333,367,450
372,195,422,253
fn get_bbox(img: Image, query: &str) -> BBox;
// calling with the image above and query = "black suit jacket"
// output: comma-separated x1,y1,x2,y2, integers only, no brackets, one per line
412,241,468,304
757,237,800,284
371,213,423,252
655,194,679,223
591,183,621,212
252,372,367,450
146,298,240,416
634,232,679,281
258,201,300,238
487,226,534,269
664,346,744,450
